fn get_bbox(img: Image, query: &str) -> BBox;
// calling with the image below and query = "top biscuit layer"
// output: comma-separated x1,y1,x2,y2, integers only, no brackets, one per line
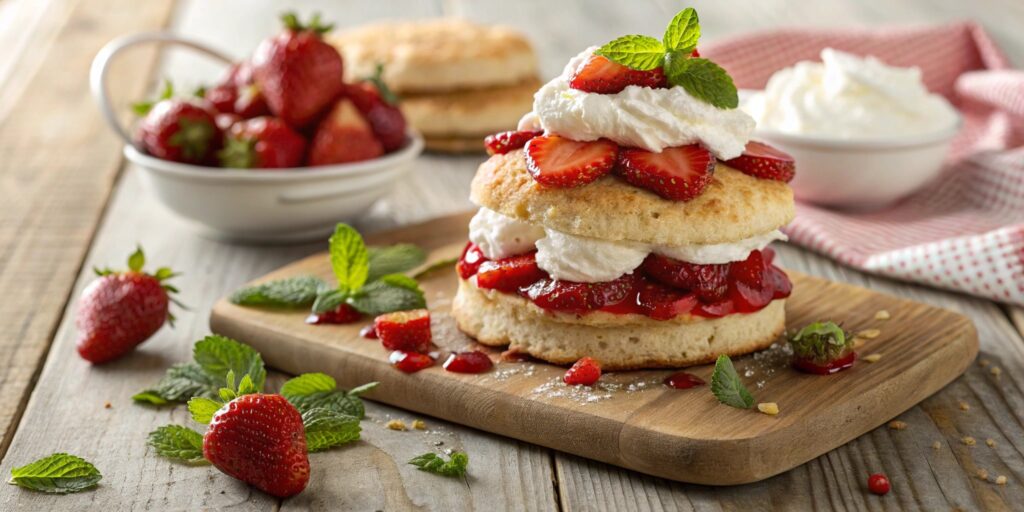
330,19,537,94
470,150,795,246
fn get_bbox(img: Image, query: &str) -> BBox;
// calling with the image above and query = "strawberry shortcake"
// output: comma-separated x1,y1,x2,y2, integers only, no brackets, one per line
452,8,797,370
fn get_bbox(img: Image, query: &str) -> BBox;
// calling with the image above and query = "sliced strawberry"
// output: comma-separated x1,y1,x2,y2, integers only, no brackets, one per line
389,350,434,373
640,254,729,303
586,273,641,308
308,98,384,166
525,135,618,188
635,282,698,320
564,357,602,386
724,141,795,182
729,250,766,288
569,54,666,94
767,266,792,299
443,351,494,374
475,252,546,292
456,242,487,279
374,309,431,353
484,130,542,155
521,279,595,314
615,145,715,201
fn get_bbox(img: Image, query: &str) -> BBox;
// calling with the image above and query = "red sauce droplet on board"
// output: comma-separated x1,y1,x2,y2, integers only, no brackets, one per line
664,372,706,389
389,350,433,373
305,304,361,325
359,324,378,339
793,352,856,375
443,351,494,374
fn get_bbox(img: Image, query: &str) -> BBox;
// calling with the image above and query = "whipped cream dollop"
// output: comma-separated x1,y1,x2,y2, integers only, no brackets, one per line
529,48,755,159
468,208,786,283
743,48,959,138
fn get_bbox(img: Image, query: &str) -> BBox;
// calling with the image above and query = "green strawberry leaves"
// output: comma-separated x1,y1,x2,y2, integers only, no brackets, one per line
8,453,102,494
593,7,737,108
790,321,852,363
146,426,207,465
330,224,370,293
710,355,754,409
131,79,174,116
408,452,469,477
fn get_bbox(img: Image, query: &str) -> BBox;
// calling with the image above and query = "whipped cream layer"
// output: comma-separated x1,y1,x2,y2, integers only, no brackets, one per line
468,208,786,283
528,48,755,159
743,48,959,138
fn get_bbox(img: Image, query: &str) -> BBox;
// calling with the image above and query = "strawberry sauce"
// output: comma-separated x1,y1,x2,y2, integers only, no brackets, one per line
664,372,706,389
793,352,856,375
442,351,494,374
359,324,377,339
459,243,792,321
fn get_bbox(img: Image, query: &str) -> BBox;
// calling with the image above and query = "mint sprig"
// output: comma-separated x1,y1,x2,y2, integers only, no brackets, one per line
147,426,208,465
230,276,327,308
301,408,361,452
8,453,102,494
134,336,265,405
367,244,426,282
409,452,469,478
281,372,377,419
593,7,737,108
710,355,754,409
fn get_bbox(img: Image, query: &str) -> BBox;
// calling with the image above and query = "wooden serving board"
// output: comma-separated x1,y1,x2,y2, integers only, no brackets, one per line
210,213,978,485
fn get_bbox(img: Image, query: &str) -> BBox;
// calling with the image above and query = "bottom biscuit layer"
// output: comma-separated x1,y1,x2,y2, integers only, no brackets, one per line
452,279,786,370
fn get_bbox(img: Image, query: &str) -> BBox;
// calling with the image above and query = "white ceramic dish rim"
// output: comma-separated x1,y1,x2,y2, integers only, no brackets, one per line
124,132,424,182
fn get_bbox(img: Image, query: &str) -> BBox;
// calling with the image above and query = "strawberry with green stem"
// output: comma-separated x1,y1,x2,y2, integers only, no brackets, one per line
789,321,856,375
76,247,182,364
346,64,408,152
134,81,221,165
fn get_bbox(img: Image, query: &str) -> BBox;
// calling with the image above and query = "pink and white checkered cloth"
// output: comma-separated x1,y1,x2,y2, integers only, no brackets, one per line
703,23,1024,306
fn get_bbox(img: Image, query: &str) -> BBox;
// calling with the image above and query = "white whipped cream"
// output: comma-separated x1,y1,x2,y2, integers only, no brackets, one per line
530,47,755,159
743,48,959,138
468,208,786,283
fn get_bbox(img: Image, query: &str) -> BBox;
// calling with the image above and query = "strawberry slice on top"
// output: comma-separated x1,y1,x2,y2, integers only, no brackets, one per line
484,130,542,156
615,144,715,201
524,135,618,188
569,54,666,94
724,141,795,182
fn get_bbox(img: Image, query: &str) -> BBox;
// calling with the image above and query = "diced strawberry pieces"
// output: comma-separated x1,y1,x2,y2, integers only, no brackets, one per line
615,145,715,201
456,242,487,279
359,324,378,339
640,254,729,303
690,49,700,58
569,55,666,94
485,130,543,155
521,279,595,314
793,352,856,375
636,282,698,320
564,357,602,386
306,303,361,324
731,280,773,312
443,351,494,374
475,252,546,292
767,266,793,299
389,350,434,373
525,135,618,188
374,309,431,353
586,273,641,309
729,251,766,288
694,298,734,318
724,141,796,182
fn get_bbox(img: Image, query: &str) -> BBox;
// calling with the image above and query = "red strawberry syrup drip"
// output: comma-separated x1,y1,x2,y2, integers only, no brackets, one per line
793,352,856,375
389,350,434,373
664,372,706,389
359,324,378,339
442,351,494,374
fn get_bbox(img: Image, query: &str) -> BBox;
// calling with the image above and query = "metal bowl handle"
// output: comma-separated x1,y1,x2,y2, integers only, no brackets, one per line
89,32,234,147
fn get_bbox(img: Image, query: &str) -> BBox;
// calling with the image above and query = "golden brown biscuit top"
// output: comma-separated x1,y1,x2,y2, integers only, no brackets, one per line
470,150,795,246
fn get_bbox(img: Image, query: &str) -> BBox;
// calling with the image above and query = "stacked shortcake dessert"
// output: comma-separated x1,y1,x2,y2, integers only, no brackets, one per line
452,9,797,370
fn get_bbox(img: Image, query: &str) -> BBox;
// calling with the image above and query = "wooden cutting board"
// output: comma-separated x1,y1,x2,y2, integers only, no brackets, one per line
209,212,978,485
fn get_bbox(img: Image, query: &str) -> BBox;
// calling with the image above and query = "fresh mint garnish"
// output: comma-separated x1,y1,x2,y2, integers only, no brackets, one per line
790,321,852,363
281,372,377,419
301,408,361,452
134,336,265,405
329,224,370,293
413,256,457,279
229,276,327,308
133,362,219,405
408,452,469,477
346,274,426,316
710,355,754,409
146,426,208,465
593,7,737,108
367,244,426,282
8,453,102,494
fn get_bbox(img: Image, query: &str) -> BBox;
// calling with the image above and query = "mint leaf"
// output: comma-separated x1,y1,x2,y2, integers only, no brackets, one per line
665,56,738,109
230,276,326,308
329,223,369,292
8,453,101,494
301,408,361,452
409,452,468,477
663,7,700,52
312,288,348,314
348,381,378,396
188,397,222,424
347,275,425,316
413,257,457,280
193,335,266,393
133,362,220,405
281,373,375,419
147,425,208,465
367,244,426,282
595,35,665,71
710,355,753,409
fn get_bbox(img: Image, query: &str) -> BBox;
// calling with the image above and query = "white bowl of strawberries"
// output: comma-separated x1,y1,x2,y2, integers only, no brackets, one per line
91,14,423,243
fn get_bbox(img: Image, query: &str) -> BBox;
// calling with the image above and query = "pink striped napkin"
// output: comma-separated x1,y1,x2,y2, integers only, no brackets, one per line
704,23,1024,306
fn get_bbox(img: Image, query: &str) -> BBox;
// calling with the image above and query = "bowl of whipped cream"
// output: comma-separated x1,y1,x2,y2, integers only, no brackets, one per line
742,48,961,210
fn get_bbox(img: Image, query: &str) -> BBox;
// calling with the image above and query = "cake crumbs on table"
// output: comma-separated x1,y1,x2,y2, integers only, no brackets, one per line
874,310,891,320
986,438,997,447
757,402,779,416
888,420,908,430
990,366,1002,377
977,468,989,480
932,441,942,450
103,401,112,409
857,329,881,339
411,419,427,430
978,359,990,367
958,400,970,411
996,475,1008,485
962,436,977,446
386,419,407,431
863,353,882,363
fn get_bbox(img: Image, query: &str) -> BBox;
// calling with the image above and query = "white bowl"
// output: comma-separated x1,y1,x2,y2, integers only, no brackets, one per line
124,134,423,243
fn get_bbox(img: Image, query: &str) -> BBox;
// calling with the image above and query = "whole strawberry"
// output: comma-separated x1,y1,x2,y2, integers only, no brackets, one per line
252,12,344,128
206,61,270,119
203,393,310,498
134,82,220,165
346,65,407,152
76,247,179,364
218,116,307,168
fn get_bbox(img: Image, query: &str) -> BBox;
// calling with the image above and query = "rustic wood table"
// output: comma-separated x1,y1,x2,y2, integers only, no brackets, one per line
1,0,1022,510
